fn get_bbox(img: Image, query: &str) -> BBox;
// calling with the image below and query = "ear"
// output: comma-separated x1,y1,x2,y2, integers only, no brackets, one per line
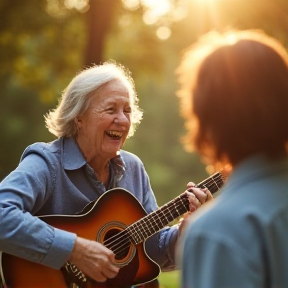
74,117,82,131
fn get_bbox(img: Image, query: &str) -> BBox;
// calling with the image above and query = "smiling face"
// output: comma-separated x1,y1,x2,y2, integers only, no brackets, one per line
75,79,131,165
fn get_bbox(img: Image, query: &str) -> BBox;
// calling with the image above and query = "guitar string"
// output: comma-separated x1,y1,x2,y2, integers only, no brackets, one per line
104,173,225,257
103,173,225,257
104,173,225,255
67,181,219,282
65,173,225,278
104,198,189,258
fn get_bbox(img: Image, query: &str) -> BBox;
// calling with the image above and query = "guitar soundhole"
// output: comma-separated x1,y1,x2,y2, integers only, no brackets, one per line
104,228,130,260
97,221,136,267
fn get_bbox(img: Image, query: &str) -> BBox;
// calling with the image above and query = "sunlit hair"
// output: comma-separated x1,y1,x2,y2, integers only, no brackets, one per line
176,29,288,165
45,61,143,138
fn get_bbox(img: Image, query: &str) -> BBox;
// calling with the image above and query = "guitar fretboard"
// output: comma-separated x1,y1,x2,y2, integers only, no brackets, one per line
126,171,225,245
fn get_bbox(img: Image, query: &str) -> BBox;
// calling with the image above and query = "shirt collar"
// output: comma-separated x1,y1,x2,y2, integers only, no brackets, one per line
62,137,86,170
224,153,288,192
110,153,126,183
62,137,126,182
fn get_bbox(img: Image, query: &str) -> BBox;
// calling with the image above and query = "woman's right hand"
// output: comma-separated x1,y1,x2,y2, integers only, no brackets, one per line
69,237,120,282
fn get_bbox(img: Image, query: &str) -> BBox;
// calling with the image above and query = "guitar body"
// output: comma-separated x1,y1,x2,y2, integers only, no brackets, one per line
1,188,160,288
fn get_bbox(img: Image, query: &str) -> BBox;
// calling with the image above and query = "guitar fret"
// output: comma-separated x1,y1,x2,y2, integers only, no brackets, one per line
147,215,157,235
127,171,226,245
179,196,189,215
161,204,172,224
155,208,168,229
130,226,141,244
213,178,220,190
120,172,227,247
168,201,177,222
140,221,149,239
196,172,224,194
1,172,227,288
143,213,158,237
155,211,164,228
144,215,154,237
169,202,179,220
128,195,189,244
136,219,148,240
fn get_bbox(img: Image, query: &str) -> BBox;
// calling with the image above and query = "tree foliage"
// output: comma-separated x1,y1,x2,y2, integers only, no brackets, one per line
1,0,288,204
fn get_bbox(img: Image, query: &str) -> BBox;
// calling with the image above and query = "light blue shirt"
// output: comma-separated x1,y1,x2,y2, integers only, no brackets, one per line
179,154,288,288
0,137,178,270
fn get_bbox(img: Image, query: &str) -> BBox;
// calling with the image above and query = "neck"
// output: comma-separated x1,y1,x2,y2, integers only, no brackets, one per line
92,160,110,188
75,137,111,187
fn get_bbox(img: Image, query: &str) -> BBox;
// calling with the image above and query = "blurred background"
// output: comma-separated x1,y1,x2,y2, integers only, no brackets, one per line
1,0,288,286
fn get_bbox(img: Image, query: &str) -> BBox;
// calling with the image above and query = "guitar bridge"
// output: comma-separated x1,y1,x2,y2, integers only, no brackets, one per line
61,262,87,288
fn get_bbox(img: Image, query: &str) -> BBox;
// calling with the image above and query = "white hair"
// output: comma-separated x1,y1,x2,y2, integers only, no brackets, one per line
45,61,143,138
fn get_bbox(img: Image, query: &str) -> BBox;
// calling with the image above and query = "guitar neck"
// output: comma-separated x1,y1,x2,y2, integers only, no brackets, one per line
126,171,226,245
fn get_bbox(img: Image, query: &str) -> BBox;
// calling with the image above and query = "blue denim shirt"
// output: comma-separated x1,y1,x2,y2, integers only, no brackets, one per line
0,137,178,270
179,154,288,288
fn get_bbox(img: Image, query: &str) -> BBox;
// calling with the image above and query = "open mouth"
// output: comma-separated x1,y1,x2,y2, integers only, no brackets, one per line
105,130,123,140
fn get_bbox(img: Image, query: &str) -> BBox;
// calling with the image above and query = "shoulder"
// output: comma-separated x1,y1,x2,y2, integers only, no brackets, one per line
21,139,61,158
184,195,242,244
119,150,145,167
186,200,219,232
19,139,62,168
182,189,263,252
118,150,151,185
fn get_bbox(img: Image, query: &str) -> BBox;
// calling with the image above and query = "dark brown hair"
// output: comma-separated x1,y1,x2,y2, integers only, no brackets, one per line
177,30,288,166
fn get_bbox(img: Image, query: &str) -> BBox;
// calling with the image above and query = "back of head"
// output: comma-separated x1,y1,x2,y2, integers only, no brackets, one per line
177,30,288,166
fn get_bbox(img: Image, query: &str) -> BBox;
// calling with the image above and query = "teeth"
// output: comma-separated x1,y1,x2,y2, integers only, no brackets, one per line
106,131,123,138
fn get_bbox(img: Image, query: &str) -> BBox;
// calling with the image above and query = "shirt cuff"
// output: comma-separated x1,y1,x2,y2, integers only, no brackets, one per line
40,228,77,269
165,225,179,264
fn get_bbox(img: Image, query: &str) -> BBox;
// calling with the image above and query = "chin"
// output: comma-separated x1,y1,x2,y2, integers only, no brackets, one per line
107,150,120,158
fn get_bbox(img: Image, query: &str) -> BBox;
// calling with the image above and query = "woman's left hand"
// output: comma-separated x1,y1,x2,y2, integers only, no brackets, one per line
178,182,213,235
185,181,213,212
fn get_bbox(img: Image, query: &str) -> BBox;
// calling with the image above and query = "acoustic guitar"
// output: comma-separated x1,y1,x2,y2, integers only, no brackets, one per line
0,171,226,288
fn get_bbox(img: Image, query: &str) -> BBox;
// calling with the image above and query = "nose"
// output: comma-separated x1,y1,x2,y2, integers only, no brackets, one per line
114,111,130,125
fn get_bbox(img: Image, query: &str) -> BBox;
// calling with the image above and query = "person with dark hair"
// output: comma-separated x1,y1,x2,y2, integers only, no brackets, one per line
0,61,212,288
176,30,288,288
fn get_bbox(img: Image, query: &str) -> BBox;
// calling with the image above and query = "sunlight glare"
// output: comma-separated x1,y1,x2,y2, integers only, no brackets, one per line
172,5,188,22
143,10,158,25
64,0,89,12
46,0,69,18
123,0,187,40
226,33,238,45
64,0,74,9
156,26,171,40
119,14,132,28
122,0,141,11
141,0,172,17
192,0,218,2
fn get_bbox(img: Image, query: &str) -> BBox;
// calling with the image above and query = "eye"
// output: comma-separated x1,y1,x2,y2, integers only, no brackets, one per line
124,107,132,114
106,107,115,114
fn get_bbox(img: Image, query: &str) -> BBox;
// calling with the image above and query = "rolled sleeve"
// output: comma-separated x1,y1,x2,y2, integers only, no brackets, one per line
160,225,179,270
145,225,179,271
41,228,77,269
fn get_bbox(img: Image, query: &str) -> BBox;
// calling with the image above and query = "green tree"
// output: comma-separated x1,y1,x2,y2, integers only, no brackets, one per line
1,0,288,205
1,0,288,286
0,0,85,178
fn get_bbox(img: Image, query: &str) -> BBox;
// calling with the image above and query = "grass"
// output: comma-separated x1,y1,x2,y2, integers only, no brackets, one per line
158,270,180,288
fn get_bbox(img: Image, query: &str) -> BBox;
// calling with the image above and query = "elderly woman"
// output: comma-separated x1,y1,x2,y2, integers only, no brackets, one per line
177,30,288,288
0,61,211,287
